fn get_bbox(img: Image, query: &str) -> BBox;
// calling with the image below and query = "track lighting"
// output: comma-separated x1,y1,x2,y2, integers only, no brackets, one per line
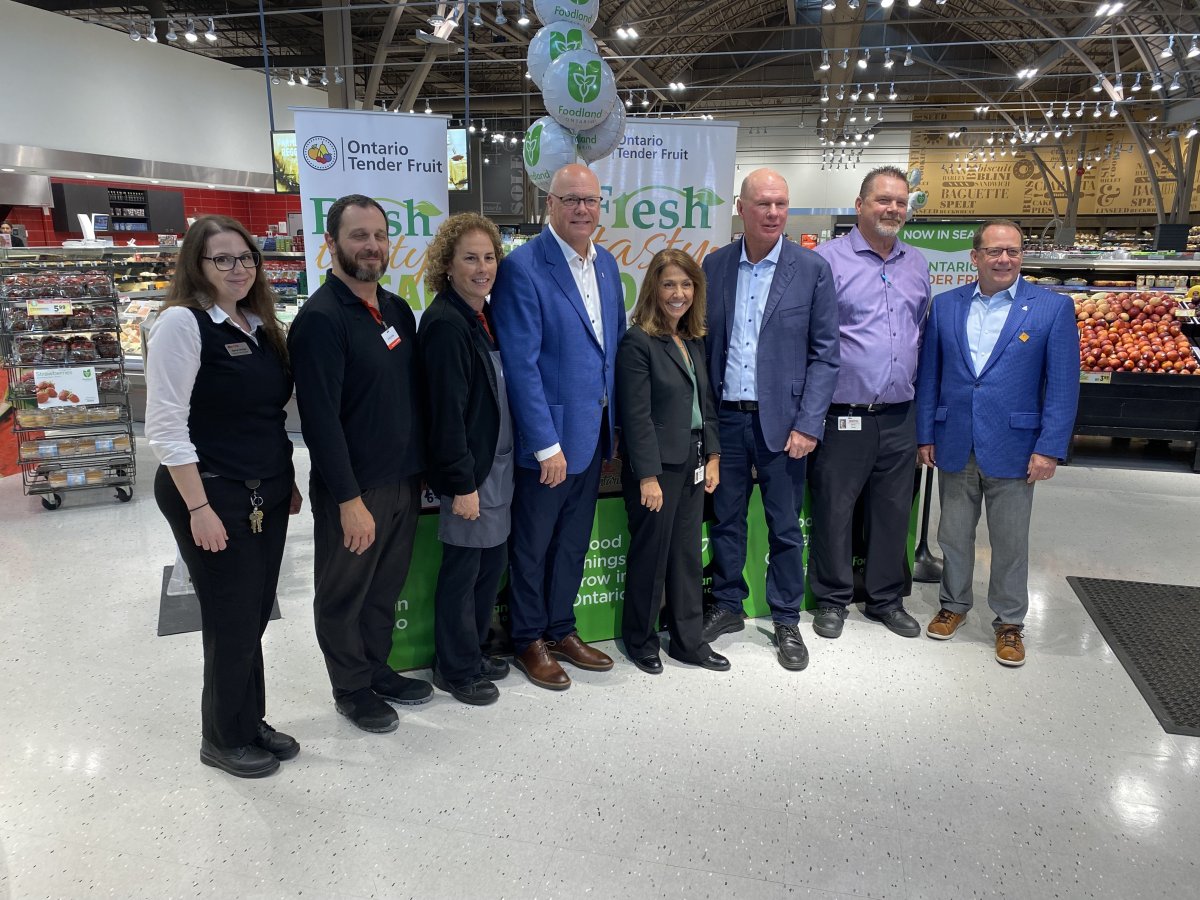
517,0,530,25
840,49,850,69
851,84,861,101
128,20,141,42
847,0,859,8
334,67,344,85
883,48,893,69
204,17,217,42
1093,101,1102,118
495,2,507,26
473,3,482,27
184,18,198,42
299,68,310,86
904,46,914,67
867,84,877,101
424,98,433,114
1160,35,1174,58
822,0,835,10
641,90,650,107
165,19,178,41
1169,71,1182,91
1092,74,1103,93
1189,36,1200,59
1131,72,1142,92
820,85,829,103
1109,102,1118,117
857,48,869,69
836,84,845,101
1075,101,1084,117
1186,123,1198,139
819,50,830,71
287,69,296,86
1150,72,1163,91
888,83,897,100
624,91,633,108
145,17,157,43
481,120,488,132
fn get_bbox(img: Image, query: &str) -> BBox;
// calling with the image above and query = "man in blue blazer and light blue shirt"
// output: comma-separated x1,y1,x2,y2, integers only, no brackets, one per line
701,168,841,670
492,164,626,690
916,219,1079,667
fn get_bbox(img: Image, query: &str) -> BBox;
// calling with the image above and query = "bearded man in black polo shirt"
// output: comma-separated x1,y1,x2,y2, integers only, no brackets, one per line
289,194,432,733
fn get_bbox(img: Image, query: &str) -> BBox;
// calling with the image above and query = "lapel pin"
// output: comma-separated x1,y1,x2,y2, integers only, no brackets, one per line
1021,305,1029,311
1019,332,1029,342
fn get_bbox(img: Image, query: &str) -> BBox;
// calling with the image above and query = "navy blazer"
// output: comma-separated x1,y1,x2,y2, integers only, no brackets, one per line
703,238,841,451
491,229,626,473
915,277,1080,479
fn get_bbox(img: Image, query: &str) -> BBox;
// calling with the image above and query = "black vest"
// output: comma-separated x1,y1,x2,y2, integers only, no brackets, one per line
187,307,293,480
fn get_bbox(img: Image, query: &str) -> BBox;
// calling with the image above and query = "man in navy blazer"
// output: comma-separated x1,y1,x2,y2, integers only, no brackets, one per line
702,168,840,670
916,219,1079,667
492,164,625,690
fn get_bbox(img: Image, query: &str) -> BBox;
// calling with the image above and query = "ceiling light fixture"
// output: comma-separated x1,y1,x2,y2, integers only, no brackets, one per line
494,2,507,26
857,48,869,70
1186,123,1198,139
836,84,845,101
299,67,310,86
883,48,893,69
1092,74,1103,93
145,17,158,43
1150,72,1163,91
642,90,650,107
907,0,921,6
425,98,433,113
625,91,633,108
1130,72,1142,92
473,3,483,27
819,49,830,71
334,67,344,85
888,82,897,100
1093,101,1102,117
184,18,198,42
904,46,914,66
867,84,877,100
165,19,178,41
840,49,850,69
321,68,330,86
1160,35,1174,59
1169,71,1182,91
287,69,295,86
517,0,530,25
821,85,829,103
1109,101,1118,117
822,0,836,10
881,0,895,7
128,20,141,42
851,84,861,101
204,17,217,42
1189,35,1200,59
271,72,281,85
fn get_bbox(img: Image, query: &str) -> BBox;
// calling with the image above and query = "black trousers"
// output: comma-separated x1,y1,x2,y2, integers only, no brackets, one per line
621,457,711,661
310,475,420,698
433,542,507,684
154,464,292,748
807,402,915,614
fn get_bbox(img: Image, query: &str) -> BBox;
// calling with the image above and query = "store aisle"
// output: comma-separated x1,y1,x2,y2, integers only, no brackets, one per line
1,442,1198,900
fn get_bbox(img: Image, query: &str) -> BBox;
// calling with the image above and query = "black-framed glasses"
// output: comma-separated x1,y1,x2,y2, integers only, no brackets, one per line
201,251,262,270
550,194,602,209
978,247,1023,259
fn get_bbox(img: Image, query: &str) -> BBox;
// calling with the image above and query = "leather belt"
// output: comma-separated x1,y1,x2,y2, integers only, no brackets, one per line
827,401,903,415
721,400,759,412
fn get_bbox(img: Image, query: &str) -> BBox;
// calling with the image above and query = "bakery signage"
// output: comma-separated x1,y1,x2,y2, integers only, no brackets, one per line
293,107,449,315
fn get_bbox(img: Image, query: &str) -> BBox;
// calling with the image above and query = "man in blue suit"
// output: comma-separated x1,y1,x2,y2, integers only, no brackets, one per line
492,164,625,690
702,168,841,670
916,219,1079,667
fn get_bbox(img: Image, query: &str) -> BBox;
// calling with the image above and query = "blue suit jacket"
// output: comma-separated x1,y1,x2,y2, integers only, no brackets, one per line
703,238,841,451
492,229,626,473
915,277,1080,479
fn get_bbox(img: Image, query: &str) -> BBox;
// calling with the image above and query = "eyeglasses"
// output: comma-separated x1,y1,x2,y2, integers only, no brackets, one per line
201,251,262,271
550,194,602,209
978,247,1023,259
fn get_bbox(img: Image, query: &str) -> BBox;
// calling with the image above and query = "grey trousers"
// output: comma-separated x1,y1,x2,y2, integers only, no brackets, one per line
936,454,1035,628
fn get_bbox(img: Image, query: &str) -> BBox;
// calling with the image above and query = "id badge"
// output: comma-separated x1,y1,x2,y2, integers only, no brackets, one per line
694,466,704,485
225,342,252,357
380,326,401,349
837,416,862,431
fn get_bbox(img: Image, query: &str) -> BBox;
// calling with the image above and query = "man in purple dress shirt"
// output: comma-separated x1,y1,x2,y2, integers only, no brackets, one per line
809,166,932,639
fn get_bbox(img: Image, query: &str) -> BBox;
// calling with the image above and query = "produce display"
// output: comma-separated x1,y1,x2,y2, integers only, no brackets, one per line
1074,290,1199,374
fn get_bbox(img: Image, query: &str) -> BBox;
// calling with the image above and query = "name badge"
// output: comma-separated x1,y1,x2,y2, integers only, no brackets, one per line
380,326,401,349
694,466,704,485
837,416,862,431
225,342,252,357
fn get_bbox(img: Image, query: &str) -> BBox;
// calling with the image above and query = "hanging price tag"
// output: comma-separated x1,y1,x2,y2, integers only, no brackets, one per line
27,299,73,316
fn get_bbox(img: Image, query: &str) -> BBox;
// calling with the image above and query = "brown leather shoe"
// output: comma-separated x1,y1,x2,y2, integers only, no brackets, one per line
514,639,571,690
926,609,967,640
995,625,1026,667
546,633,614,671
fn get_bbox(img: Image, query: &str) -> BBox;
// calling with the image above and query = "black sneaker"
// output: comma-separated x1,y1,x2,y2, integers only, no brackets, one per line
335,687,399,733
481,656,510,681
774,623,810,671
200,739,280,778
255,721,300,760
433,671,500,706
372,671,434,705
812,606,846,639
864,607,921,638
701,605,746,643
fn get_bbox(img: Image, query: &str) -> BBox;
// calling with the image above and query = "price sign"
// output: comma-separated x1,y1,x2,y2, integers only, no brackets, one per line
1173,307,1197,318
1080,372,1113,384
27,299,73,316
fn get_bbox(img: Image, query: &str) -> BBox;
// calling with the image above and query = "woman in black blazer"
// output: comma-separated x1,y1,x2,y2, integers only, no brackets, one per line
418,213,512,706
616,249,727,674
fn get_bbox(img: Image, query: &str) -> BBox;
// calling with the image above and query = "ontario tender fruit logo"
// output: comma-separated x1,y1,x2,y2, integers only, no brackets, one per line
302,136,338,170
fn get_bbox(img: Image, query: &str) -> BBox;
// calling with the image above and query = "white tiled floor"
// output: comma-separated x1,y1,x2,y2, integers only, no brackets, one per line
2,440,1199,899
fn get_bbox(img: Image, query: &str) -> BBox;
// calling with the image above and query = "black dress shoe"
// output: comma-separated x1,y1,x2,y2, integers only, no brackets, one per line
371,671,434,705
200,739,279,778
433,671,500,705
864,607,921,638
481,656,510,681
255,721,300,760
697,651,731,672
701,606,746,643
774,623,810,671
335,688,399,733
812,606,846,639
631,654,663,674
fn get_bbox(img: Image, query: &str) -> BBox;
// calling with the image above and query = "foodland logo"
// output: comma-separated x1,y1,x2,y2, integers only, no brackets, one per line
524,124,543,167
568,60,602,103
311,195,442,238
302,136,338,170
548,28,585,58
609,185,724,230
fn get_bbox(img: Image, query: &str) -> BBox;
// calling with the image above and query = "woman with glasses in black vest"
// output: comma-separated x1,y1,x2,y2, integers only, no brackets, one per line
146,215,301,777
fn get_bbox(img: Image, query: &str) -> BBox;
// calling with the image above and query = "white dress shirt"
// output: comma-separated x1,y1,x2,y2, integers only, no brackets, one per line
145,304,263,467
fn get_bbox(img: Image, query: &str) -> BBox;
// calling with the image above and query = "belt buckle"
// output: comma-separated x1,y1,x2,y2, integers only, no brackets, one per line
864,403,877,413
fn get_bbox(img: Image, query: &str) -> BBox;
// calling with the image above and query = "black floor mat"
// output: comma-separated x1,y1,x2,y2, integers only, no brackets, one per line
1067,576,1200,737
157,566,280,636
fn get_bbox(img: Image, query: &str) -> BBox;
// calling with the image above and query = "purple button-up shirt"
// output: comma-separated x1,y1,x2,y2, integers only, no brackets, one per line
815,226,931,405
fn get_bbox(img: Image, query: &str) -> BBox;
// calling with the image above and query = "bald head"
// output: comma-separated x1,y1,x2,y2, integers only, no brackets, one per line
737,168,789,261
549,163,600,198
739,168,788,202
547,163,601,256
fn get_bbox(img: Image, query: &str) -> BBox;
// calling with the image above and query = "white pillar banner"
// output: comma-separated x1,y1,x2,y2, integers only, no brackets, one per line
590,118,739,311
293,108,449,314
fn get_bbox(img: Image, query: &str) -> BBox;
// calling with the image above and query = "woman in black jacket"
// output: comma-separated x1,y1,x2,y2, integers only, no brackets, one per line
418,213,512,705
615,249,727,674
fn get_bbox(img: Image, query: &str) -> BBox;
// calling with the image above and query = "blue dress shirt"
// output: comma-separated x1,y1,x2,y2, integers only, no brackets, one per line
967,279,1017,374
723,235,784,401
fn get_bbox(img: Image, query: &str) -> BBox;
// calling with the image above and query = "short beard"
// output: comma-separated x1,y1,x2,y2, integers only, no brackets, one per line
335,242,385,283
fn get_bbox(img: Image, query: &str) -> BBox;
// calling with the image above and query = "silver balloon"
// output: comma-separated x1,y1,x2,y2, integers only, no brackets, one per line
533,0,599,31
523,115,579,191
526,22,598,90
907,167,922,188
542,49,617,131
576,101,625,163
